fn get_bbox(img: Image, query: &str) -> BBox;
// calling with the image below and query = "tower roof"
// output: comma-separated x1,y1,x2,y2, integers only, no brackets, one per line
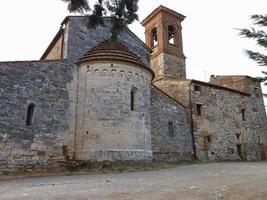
76,39,155,78
141,5,186,26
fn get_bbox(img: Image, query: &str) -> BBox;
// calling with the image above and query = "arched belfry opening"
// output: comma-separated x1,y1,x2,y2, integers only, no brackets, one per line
168,25,175,44
26,103,35,126
141,5,186,80
151,28,158,47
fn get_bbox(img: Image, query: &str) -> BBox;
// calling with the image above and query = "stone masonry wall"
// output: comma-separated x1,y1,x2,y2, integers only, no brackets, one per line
61,17,154,161
244,80,267,160
75,62,153,161
190,81,267,161
0,60,72,172
66,17,151,66
152,79,191,107
150,53,186,81
150,86,193,161
210,75,252,94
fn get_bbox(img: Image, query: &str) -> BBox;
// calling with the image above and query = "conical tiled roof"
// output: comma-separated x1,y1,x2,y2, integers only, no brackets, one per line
76,40,154,78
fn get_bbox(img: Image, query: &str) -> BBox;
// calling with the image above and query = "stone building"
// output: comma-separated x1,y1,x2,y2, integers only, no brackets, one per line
0,5,266,172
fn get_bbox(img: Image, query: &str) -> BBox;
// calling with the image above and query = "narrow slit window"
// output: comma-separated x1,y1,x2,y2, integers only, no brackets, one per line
168,121,174,136
196,104,202,116
26,103,35,126
151,28,158,47
241,109,246,121
130,87,138,111
168,25,175,44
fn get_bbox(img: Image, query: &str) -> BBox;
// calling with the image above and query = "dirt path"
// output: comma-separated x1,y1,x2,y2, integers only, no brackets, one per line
0,162,267,200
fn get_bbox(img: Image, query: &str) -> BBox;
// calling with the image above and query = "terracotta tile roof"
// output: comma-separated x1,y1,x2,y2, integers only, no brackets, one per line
76,39,155,79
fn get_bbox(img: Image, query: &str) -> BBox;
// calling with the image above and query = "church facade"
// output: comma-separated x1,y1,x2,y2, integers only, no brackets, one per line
0,6,267,173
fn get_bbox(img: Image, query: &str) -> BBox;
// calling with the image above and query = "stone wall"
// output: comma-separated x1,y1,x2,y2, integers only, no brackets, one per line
150,53,186,81
150,86,193,161
75,61,153,161
0,60,72,172
0,16,155,172
152,79,191,107
65,17,151,66
210,75,255,94
190,81,267,161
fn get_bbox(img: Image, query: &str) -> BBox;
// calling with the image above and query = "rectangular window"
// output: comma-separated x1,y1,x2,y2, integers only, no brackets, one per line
241,109,246,121
196,104,202,115
206,135,211,143
194,85,201,92
168,121,175,137
254,87,260,97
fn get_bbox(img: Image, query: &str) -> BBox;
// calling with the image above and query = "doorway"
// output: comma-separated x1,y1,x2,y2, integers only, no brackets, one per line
237,144,243,160
259,144,266,160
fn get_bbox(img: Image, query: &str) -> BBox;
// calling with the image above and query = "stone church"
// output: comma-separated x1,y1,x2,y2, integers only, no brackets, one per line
0,5,267,172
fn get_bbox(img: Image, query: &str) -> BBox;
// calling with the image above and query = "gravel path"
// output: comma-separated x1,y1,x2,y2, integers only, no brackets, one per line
1,162,267,200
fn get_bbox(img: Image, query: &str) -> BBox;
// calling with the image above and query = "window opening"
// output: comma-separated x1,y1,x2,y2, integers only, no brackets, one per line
26,103,35,126
196,104,202,115
168,121,174,136
241,109,246,121
254,87,260,97
194,85,201,92
130,87,138,111
151,28,158,47
168,25,175,44
206,135,211,143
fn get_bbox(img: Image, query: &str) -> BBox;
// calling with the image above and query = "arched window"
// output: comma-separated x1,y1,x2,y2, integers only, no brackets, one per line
168,121,174,136
151,28,158,47
130,87,138,111
26,103,35,126
168,25,175,44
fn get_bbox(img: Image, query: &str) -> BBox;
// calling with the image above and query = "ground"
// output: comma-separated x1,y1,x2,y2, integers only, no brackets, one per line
1,162,267,200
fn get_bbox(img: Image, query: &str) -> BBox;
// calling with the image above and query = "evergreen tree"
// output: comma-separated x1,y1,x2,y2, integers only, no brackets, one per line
62,0,90,13
62,0,139,39
239,14,267,85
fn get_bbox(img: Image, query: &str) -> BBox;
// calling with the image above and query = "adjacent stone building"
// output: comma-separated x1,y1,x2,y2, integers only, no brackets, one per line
0,5,266,173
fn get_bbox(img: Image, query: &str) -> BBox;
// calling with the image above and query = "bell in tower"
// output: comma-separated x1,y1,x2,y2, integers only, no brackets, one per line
141,5,186,81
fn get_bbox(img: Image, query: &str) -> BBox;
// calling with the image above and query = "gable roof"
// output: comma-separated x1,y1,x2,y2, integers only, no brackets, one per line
40,28,64,60
191,79,250,96
40,16,151,61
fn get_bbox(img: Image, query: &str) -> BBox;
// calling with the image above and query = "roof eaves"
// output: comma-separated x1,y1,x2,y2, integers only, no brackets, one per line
141,5,186,26
0,59,68,65
191,79,250,96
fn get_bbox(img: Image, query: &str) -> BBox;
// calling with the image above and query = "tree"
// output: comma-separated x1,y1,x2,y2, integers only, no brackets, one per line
239,14,267,85
62,0,139,39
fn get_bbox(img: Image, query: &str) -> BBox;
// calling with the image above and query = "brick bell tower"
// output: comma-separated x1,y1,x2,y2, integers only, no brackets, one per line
141,5,186,81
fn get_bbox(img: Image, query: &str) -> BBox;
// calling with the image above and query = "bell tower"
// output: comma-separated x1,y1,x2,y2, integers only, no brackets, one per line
141,5,186,81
